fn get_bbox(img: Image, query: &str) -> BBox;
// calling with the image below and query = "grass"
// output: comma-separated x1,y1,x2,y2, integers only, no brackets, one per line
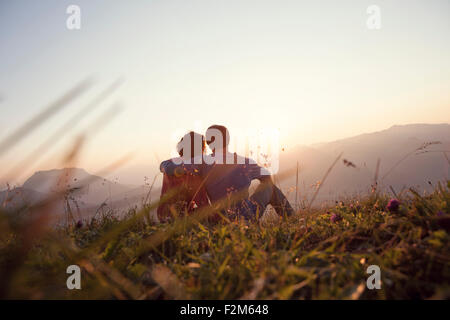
1,181,449,300
1,79,448,300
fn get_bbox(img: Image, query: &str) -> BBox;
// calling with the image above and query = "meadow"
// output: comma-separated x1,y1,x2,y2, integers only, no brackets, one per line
0,179,448,299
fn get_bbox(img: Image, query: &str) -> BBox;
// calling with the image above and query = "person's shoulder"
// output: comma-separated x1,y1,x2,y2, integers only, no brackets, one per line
238,155,271,176
160,157,181,173
238,155,257,166
235,153,250,165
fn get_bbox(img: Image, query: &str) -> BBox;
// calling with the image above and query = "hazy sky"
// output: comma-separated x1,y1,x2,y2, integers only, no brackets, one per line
1,0,449,185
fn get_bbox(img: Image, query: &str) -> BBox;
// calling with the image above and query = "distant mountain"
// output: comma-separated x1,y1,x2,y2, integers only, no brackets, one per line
23,168,132,204
0,168,157,223
0,187,47,210
278,123,450,206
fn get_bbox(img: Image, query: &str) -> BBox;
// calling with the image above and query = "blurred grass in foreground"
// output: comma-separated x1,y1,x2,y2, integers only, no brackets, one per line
0,182,449,299
0,80,448,300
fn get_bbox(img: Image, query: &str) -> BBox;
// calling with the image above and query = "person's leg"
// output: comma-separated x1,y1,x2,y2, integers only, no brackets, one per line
250,179,294,217
270,184,295,216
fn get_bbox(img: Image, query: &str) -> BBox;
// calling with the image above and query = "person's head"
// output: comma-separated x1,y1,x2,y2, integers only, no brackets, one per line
206,124,230,153
176,131,206,159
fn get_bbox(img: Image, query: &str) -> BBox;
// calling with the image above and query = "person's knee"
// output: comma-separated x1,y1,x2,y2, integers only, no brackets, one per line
251,180,273,207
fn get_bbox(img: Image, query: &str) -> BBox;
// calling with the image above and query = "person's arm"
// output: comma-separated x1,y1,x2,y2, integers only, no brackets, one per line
160,159,182,176
160,159,202,177
245,160,272,182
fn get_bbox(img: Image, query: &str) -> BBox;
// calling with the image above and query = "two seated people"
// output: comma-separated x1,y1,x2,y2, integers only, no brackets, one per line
157,125,294,222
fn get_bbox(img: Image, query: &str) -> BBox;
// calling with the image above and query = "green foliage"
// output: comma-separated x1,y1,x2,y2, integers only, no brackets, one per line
0,184,449,299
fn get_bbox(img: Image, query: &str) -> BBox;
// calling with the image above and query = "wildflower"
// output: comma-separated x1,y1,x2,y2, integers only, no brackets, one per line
386,199,400,212
330,213,342,223
187,262,201,269
76,220,83,229
437,210,444,217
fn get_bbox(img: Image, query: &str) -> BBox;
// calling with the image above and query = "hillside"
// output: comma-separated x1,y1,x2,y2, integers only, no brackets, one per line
2,124,449,219
0,125,449,299
279,123,450,206
0,168,156,223
0,181,448,299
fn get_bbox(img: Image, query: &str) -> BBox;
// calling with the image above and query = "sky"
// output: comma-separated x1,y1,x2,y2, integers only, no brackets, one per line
0,0,449,186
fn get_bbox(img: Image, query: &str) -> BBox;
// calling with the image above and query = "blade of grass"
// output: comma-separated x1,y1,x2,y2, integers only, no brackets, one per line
0,78,93,157
307,152,343,210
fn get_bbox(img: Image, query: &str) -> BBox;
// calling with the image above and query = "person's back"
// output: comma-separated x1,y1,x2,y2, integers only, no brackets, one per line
201,152,267,202
203,125,293,219
157,161,209,222
157,132,209,222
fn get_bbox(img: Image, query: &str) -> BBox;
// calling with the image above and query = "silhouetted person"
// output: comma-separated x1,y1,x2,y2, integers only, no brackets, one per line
157,132,209,222
161,125,294,221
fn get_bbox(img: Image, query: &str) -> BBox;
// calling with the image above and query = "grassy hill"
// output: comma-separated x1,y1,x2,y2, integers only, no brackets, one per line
0,181,449,299
279,123,450,204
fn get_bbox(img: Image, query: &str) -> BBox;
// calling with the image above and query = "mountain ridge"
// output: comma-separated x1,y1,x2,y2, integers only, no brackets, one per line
279,123,450,206
309,123,450,149
2,123,449,214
